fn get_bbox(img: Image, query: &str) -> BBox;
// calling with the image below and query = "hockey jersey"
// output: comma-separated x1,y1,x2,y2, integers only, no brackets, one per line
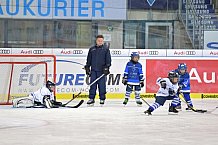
175,69,190,93
156,77,179,97
30,86,55,104
124,61,144,85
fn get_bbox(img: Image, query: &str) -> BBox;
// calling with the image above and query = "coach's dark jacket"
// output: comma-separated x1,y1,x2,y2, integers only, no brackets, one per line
86,44,111,71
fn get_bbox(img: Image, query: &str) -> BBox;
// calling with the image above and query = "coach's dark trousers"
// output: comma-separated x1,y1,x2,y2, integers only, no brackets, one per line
89,71,106,100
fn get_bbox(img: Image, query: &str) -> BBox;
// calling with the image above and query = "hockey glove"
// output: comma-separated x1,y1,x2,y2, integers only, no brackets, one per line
103,67,110,75
178,85,183,94
160,80,166,89
84,65,91,76
169,88,175,96
43,96,53,108
179,85,183,89
85,75,90,85
140,80,144,88
51,100,62,106
122,77,127,85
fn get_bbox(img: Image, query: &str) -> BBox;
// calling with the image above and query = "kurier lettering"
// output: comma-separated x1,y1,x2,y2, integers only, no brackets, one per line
0,0,105,17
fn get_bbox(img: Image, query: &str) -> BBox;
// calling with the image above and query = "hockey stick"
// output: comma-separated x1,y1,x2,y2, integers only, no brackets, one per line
62,74,105,107
126,84,149,106
26,100,84,108
179,93,207,113
62,93,82,107
64,100,84,108
141,98,151,107
141,94,156,107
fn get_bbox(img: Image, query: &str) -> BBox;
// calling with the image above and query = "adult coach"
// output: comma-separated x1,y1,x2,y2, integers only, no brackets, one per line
84,35,111,106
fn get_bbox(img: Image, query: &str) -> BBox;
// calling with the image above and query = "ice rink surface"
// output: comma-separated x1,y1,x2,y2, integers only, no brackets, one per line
0,99,218,145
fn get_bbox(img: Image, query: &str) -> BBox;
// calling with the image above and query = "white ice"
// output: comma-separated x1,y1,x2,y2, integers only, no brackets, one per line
0,99,218,145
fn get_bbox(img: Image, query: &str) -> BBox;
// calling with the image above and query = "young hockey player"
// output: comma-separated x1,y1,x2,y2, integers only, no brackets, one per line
84,35,111,106
122,52,144,106
144,71,180,115
175,63,193,110
12,80,62,108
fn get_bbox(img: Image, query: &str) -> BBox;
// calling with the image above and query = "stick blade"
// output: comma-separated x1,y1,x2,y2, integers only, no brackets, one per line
65,100,84,108
195,109,207,113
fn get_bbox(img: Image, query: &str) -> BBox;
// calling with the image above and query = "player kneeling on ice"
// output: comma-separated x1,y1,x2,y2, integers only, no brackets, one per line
12,80,62,108
144,71,180,115
122,52,144,106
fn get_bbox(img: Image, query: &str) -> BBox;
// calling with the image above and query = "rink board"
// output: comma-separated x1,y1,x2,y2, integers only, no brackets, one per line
1,49,218,100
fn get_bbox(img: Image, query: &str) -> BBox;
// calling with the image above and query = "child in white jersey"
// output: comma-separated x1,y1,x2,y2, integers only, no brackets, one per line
13,80,62,108
144,71,180,115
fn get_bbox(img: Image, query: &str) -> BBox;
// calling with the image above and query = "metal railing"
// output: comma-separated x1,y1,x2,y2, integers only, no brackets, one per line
178,0,218,49
178,0,202,49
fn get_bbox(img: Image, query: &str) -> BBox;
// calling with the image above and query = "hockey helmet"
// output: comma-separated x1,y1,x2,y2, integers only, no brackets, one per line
131,52,140,62
178,63,187,75
46,80,56,91
168,71,179,84
178,63,187,70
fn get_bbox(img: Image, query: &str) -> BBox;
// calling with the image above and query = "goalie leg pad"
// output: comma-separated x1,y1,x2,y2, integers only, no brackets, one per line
12,96,34,108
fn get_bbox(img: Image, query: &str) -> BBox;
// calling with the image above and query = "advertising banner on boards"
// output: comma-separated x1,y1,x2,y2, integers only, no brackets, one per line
204,31,218,49
146,59,218,93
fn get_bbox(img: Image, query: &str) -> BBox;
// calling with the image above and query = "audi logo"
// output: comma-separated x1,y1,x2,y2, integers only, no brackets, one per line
149,51,159,55
72,50,83,54
186,51,196,55
111,50,121,55
33,50,44,54
0,49,10,54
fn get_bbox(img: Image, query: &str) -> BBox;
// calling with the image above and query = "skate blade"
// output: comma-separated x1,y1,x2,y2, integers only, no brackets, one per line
168,112,178,115
137,104,142,107
87,104,94,107
144,111,152,116
144,113,152,116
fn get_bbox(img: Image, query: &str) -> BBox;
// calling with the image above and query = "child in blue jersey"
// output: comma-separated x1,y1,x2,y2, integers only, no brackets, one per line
175,63,193,110
122,52,144,106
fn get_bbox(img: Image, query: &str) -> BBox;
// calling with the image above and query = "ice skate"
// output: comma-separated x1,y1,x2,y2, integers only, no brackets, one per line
185,106,193,111
100,100,105,107
144,109,152,115
123,98,129,106
168,105,178,115
136,100,142,107
175,105,182,110
87,99,95,107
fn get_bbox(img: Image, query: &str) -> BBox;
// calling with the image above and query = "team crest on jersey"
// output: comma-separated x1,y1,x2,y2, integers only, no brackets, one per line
147,0,156,6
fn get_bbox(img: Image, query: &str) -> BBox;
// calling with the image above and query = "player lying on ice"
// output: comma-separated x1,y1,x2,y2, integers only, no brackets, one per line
12,80,62,108
144,71,180,115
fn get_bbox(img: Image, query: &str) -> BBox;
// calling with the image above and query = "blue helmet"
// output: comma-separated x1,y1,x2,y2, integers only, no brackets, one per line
178,63,187,70
131,52,140,59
